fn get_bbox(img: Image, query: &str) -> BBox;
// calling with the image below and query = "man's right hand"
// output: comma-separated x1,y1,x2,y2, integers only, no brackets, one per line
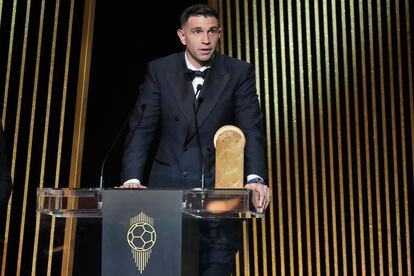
115,181,147,189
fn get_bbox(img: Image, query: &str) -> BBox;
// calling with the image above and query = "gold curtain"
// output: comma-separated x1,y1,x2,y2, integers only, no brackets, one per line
210,0,414,275
0,0,93,275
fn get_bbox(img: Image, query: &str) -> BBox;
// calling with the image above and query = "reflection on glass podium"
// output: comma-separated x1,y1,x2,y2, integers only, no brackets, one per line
36,188,265,275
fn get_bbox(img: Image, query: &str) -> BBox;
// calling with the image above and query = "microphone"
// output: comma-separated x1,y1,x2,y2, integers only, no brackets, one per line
195,84,203,99
193,84,205,189
99,103,146,189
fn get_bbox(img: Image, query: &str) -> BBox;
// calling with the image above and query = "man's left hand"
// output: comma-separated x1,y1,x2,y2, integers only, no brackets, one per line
244,182,272,213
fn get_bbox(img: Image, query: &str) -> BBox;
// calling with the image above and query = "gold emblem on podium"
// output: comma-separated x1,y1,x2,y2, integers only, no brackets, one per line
127,212,157,273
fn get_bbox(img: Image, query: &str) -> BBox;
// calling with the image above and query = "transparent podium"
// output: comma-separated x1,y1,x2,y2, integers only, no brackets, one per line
36,188,263,275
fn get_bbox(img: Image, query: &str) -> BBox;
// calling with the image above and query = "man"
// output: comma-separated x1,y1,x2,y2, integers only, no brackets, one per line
120,4,271,275
0,122,12,264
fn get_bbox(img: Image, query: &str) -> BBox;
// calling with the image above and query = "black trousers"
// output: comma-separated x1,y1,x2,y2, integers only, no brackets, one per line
198,220,243,276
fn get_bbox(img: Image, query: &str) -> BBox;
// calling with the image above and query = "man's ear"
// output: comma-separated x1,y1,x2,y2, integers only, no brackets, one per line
177,29,186,46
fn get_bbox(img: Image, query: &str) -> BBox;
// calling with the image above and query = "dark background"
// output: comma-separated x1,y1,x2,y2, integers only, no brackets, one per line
81,1,205,188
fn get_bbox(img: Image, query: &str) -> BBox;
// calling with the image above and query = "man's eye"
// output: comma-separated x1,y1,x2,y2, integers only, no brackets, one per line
194,30,202,34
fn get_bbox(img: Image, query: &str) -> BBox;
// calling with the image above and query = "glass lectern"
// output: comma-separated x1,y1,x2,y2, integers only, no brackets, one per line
36,188,263,275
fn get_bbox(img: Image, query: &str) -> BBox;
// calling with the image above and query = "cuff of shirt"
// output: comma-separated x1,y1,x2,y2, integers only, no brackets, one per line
124,178,141,185
246,174,265,184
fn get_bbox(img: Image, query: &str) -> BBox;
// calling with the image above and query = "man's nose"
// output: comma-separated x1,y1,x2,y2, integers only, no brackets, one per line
201,32,210,44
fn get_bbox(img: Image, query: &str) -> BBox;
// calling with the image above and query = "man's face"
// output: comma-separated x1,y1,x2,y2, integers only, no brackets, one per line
177,15,221,68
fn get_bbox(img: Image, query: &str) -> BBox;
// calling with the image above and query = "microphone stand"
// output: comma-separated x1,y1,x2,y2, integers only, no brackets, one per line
99,103,145,189
193,84,206,210
193,85,205,190
99,114,131,189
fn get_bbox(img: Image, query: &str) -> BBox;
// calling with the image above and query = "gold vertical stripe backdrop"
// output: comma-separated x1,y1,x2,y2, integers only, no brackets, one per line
358,1,373,275
41,1,60,275
212,0,414,275
48,0,75,275
242,1,251,275
1,0,17,123
378,0,393,274
369,0,385,274
15,0,32,275
0,0,18,272
313,0,331,274
403,0,413,273
251,1,260,275
338,0,350,274
243,1,251,274
268,0,279,275
1,0,21,274
296,0,313,274
335,1,349,271
30,0,46,274
61,0,95,275
407,0,414,215
259,1,269,275
304,0,321,274
0,0,86,275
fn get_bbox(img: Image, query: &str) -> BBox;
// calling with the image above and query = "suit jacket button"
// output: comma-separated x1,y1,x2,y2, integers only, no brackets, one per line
182,172,188,177
206,147,212,152
174,116,179,122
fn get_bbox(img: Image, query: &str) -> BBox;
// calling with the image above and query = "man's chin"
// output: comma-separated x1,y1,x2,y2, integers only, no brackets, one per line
197,55,213,64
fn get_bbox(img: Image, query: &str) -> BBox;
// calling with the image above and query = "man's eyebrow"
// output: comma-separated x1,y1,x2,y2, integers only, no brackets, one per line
190,26,219,31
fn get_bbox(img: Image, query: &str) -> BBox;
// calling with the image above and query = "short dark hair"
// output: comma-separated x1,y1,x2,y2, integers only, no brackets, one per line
180,4,219,26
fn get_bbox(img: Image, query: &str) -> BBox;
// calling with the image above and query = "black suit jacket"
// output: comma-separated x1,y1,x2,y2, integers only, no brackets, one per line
122,52,266,188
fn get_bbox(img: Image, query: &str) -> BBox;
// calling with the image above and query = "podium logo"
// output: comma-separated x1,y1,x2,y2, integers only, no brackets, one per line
127,212,157,273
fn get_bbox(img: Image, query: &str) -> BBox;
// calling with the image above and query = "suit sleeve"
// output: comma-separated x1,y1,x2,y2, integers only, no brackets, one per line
233,64,267,182
121,62,161,182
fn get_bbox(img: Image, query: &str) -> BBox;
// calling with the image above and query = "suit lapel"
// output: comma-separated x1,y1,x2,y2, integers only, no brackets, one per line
184,55,230,146
197,64,230,126
166,66,194,124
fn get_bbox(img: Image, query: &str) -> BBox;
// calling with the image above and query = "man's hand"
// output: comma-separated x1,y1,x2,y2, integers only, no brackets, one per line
244,182,272,213
115,182,147,189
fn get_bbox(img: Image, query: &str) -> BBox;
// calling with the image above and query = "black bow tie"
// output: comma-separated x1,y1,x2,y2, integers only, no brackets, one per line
185,68,209,80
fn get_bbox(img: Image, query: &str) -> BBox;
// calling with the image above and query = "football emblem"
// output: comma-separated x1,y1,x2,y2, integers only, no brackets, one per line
127,222,157,252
